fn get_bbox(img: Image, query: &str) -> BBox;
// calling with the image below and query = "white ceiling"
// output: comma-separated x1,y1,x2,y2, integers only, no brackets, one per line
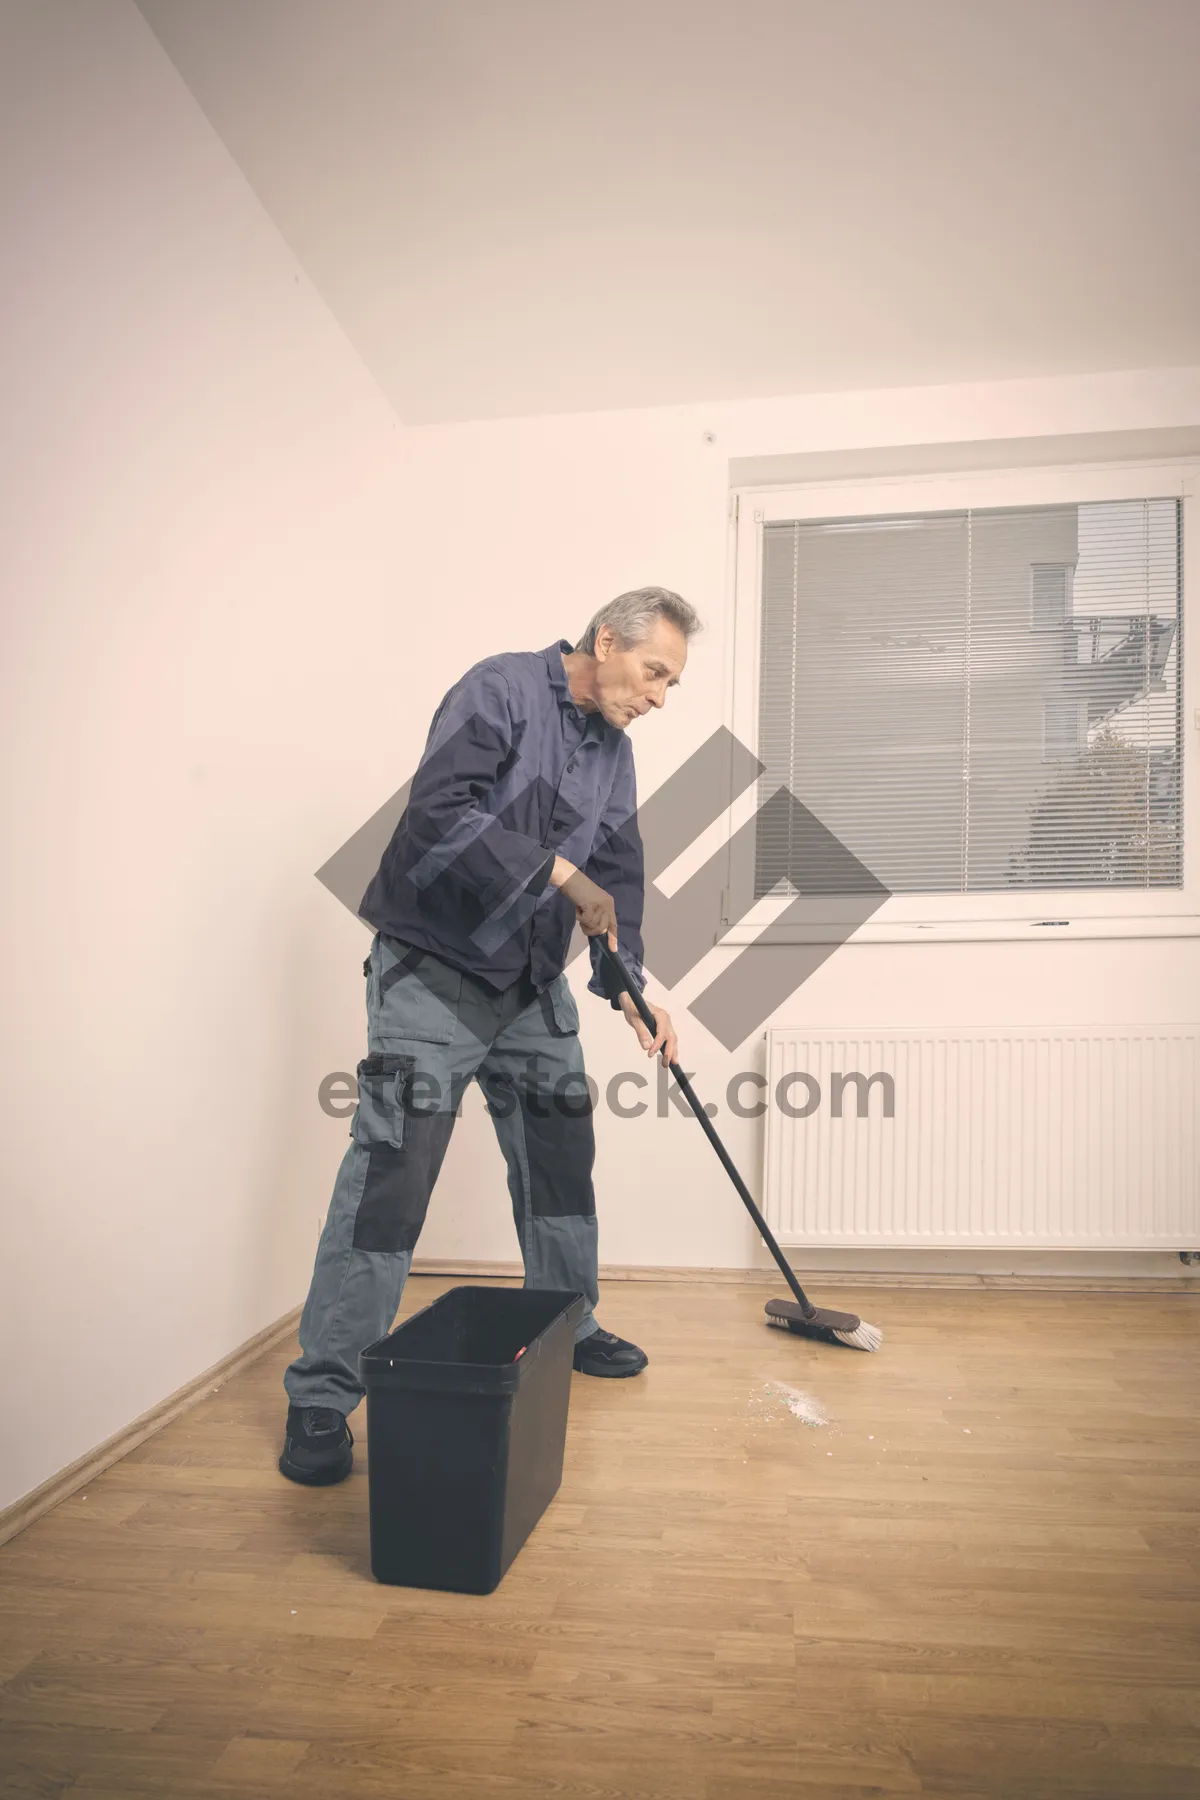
136,0,1200,426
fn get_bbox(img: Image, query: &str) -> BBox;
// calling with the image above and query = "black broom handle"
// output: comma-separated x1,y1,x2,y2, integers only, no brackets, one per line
598,941,815,1318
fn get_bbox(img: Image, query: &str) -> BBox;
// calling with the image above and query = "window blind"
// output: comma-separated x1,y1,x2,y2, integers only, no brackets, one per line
756,498,1182,897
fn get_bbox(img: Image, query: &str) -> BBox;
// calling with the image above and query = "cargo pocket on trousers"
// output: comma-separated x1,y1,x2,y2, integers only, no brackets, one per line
542,976,580,1039
350,1053,414,1152
350,1052,434,1253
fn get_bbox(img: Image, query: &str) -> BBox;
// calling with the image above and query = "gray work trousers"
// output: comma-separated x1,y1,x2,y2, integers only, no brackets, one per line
284,932,600,1414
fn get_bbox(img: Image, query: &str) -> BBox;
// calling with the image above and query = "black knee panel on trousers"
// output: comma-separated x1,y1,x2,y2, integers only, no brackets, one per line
353,1109,456,1252
350,1053,456,1253
517,1088,596,1219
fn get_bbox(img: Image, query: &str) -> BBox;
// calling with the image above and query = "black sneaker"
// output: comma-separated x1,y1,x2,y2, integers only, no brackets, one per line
572,1327,648,1379
278,1404,354,1485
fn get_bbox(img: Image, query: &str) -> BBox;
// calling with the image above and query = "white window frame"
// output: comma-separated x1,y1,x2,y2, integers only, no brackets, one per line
725,457,1199,945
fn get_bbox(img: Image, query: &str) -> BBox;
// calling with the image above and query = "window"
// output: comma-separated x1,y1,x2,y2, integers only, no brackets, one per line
730,462,1196,938
1030,562,1074,632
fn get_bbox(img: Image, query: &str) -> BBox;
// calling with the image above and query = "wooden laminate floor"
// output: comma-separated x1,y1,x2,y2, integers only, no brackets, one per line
2,1278,1199,1799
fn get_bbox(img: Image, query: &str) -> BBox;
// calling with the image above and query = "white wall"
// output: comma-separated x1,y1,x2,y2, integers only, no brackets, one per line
0,0,414,1509
3,3,1197,1512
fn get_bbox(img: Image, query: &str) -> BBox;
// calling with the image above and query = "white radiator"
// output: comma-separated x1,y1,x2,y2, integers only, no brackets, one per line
762,1027,1200,1249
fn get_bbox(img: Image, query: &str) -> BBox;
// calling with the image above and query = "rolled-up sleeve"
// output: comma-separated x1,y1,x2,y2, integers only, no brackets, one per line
585,741,647,1007
404,667,554,916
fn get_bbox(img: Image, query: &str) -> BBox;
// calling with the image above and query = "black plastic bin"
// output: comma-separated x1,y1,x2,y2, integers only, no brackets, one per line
359,1285,585,1594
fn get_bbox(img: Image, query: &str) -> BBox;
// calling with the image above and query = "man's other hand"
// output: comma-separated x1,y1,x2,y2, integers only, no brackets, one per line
618,992,678,1067
551,859,619,943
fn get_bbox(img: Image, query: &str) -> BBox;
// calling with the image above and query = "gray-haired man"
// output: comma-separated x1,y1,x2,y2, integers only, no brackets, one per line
280,587,700,1484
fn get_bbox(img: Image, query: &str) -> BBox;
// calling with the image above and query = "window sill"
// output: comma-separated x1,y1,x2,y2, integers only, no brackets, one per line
717,916,1200,946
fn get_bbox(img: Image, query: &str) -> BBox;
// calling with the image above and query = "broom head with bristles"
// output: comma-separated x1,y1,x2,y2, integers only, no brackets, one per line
764,1298,883,1353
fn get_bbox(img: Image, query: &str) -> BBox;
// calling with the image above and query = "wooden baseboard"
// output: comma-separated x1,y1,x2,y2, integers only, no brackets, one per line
411,1259,1199,1295
0,1306,302,1550
825,1272,1199,1293
410,1259,772,1286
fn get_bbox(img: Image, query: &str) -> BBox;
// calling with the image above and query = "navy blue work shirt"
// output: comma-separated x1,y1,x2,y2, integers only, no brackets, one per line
358,640,646,1005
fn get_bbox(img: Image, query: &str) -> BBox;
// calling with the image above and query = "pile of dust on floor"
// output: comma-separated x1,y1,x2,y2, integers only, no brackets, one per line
755,1378,829,1426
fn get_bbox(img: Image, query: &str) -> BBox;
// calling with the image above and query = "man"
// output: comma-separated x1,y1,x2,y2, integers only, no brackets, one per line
280,586,700,1484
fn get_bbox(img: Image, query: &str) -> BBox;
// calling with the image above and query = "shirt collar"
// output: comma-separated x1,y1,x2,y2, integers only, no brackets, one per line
543,639,614,737
543,639,574,707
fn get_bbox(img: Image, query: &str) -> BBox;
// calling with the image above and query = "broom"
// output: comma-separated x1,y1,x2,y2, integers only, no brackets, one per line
599,943,882,1352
